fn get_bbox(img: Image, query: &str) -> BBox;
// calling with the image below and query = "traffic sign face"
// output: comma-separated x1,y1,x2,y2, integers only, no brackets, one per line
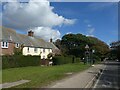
85,44,89,49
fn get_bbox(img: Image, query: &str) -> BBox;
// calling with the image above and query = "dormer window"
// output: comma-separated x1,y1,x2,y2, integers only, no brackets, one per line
15,43,19,48
1,42,9,48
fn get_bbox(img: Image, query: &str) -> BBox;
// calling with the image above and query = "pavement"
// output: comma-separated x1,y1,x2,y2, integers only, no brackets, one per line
93,61,120,89
45,63,105,88
0,80,30,89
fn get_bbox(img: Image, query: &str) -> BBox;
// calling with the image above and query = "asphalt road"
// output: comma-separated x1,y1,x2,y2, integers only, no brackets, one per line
93,61,120,89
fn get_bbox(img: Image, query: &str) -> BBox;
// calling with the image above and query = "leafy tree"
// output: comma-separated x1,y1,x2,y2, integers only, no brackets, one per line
54,39,61,49
54,33,110,60
110,41,120,61
58,34,91,57
88,36,110,59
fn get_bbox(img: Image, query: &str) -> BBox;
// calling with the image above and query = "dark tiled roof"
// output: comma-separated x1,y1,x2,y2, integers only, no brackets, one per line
1,26,59,50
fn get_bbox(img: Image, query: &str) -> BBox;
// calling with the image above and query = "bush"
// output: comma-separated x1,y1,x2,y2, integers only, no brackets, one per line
75,57,81,63
52,55,80,65
2,55,40,69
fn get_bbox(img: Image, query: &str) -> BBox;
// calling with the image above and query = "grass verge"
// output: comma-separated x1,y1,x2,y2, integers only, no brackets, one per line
2,63,90,88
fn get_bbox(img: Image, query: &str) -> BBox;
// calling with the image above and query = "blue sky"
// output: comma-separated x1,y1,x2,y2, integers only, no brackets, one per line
51,2,118,44
1,1,118,45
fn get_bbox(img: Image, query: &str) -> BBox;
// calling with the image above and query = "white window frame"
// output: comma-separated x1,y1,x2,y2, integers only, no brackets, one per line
34,48,38,53
15,43,19,48
1,42,9,48
48,49,50,52
43,55,45,59
27,47,30,53
43,48,45,53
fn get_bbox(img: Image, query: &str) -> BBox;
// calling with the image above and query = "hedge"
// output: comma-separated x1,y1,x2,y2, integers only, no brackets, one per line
2,55,40,69
52,56,81,65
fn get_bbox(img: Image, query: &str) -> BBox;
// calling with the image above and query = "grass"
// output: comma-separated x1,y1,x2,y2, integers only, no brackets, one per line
2,63,90,88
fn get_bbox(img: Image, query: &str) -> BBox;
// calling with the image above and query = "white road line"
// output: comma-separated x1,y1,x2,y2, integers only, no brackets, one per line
93,65,107,89
85,74,96,88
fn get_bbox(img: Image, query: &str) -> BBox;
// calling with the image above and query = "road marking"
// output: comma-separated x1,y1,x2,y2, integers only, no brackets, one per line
85,64,105,88
85,74,96,88
93,65,106,89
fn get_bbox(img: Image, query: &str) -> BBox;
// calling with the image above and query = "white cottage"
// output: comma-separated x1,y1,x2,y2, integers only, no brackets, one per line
0,27,60,59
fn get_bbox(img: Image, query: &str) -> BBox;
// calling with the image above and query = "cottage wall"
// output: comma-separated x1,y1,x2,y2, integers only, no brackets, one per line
40,48,52,59
0,42,15,55
22,47,52,59
22,47,41,56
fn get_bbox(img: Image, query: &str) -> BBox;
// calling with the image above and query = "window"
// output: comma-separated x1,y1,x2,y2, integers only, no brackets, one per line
34,48,38,53
15,43,19,48
43,49,45,53
27,47,30,53
1,42,9,48
43,56,45,59
48,49,50,52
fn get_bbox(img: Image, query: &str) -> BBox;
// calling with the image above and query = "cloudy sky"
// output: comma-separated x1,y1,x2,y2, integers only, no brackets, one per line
0,0,119,45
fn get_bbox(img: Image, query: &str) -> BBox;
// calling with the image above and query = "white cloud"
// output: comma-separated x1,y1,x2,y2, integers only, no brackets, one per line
32,27,61,41
87,24,92,27
2,0,76,29
2,0,76,41
88,28,95,34
84,19,90,24
107,40,112,46
84,19,95,36
87,27,95,36
66,32,72,34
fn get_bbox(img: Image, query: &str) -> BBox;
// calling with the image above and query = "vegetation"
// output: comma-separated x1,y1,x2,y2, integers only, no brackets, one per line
47,53,53,60
2,63,90,88
52,55,80,65
13,47,22,55
2,55,40,69
54,34,110,60
109,41,120,61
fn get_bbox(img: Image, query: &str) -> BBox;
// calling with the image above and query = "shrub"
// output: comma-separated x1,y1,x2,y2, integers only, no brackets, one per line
75,57,81,63
52,55,76,65
2,55,40,69
14,47,22,55
47,53,53,60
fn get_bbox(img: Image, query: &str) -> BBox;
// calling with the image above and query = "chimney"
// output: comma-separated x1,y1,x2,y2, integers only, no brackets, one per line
28,30,34,37
50,38,52,43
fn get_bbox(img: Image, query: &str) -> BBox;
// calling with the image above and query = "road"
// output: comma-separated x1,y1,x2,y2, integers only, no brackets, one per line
93,61,120,89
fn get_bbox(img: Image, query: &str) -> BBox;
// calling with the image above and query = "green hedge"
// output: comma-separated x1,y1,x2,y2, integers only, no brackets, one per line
52,56,80,65
2,55,40,69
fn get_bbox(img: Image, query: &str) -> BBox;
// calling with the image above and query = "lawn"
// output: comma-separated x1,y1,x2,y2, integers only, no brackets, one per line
2,63,90,88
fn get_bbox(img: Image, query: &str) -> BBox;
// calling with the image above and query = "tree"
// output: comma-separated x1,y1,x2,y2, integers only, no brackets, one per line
47,53,53,60
110,41,120,61
61,34,89,57
54,33,110,60
88,36,110,59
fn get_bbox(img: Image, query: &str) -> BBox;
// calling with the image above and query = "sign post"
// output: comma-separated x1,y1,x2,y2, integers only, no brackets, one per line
85,44,89,64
